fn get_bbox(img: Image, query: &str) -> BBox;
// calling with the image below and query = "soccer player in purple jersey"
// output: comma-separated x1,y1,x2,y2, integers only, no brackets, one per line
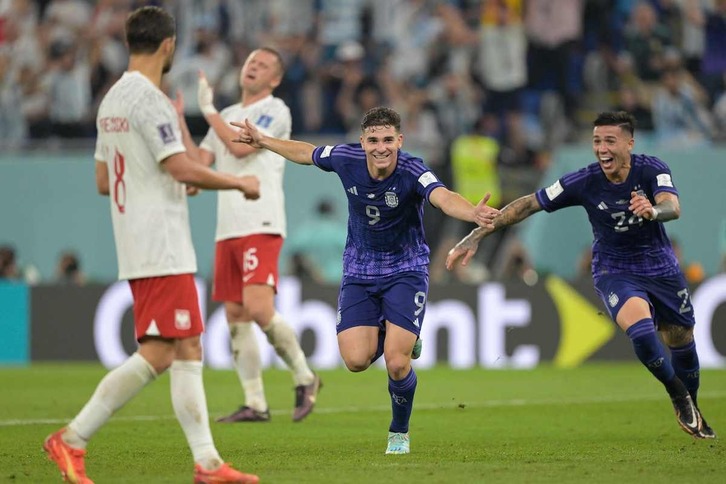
447,111,715,439
231,106,500,454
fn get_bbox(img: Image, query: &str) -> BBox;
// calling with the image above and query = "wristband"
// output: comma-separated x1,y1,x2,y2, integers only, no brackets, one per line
198,77,217,116
651,206,659,220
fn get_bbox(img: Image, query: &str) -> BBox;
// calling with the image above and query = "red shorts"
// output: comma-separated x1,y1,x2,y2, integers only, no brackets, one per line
213,234,283,303
128,274,204,341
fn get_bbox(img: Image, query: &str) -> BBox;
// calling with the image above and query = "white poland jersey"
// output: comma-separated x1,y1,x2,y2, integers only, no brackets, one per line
200,95,291,241
94,71,197,280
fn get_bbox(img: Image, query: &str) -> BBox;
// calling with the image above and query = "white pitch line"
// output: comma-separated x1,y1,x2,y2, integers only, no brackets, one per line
2,391,724,428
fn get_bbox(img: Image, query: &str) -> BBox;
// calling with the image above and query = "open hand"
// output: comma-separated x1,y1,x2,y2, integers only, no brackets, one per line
170,90,185,117
198,71,217,116
474,193,500,229
445,232,482,270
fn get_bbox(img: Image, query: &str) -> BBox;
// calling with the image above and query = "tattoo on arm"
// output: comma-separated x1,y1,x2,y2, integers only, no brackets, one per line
493,194,542,229
470,194,542,242
653,197,680,222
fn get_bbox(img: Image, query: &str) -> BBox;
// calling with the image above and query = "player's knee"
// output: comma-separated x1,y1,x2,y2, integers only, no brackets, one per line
341,354,370,372
173,335,203,362
384,353,410,379
138,337,176,373
141,351,175,374
224,304,246,322
153,358,174,374
247,305,273,327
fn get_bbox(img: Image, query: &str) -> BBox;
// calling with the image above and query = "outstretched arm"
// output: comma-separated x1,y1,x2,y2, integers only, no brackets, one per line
231,119,315,165
162,152,260,199
428,188,500,229
197,72,258,159
445,193,543,269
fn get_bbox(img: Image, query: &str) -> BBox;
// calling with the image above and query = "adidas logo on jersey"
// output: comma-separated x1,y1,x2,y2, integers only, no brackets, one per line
347,186,358,195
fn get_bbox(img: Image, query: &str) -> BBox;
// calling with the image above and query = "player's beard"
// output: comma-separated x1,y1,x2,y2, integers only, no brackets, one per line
162,47,175,74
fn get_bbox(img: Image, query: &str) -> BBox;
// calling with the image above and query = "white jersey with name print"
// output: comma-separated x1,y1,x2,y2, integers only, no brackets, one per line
200,95,291,241
94,71,197,280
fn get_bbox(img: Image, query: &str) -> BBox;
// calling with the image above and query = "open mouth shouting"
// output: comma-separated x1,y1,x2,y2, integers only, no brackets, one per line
599,155,614,170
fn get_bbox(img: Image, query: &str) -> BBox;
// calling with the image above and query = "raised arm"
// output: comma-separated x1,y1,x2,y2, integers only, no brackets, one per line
170,89,215,166
231,119,315,165
445,193,543,269
197,72,258,159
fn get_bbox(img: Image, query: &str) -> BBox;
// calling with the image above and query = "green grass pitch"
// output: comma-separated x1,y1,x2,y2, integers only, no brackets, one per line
1,363,724,483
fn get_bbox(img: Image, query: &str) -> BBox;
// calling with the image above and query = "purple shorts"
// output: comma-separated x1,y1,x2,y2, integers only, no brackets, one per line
336,271,429,336
594,272,696,328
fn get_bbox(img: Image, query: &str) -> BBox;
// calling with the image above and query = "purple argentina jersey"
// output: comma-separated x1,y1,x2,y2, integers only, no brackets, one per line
535,153,680,278
312,143,445,279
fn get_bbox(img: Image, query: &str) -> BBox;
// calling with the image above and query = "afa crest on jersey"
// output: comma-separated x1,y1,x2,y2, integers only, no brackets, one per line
385,191,398,208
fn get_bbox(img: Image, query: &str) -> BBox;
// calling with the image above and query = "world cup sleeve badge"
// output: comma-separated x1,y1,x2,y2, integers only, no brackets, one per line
157,123,176,144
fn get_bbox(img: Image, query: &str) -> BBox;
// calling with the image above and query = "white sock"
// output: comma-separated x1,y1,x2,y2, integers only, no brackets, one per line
263,312,314,386
170,360,222,470
229,321,267,412
65,352,157,448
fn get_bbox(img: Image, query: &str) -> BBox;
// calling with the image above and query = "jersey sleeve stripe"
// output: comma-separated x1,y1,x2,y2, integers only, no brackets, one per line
640,154,669,170
334,145,365,158
397,153,428,176
561,170,588,185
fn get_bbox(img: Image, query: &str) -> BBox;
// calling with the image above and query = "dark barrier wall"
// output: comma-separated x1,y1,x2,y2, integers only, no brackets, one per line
25,276,726,369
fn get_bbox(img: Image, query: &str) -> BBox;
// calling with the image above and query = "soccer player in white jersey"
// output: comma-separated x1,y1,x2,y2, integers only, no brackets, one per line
42,7,260,484
173,47,321,423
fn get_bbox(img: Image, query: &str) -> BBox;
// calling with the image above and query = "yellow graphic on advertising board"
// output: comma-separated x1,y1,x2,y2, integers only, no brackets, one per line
546,275,615,367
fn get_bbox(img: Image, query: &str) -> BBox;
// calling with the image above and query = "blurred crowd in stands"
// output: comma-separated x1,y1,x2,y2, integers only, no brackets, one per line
1,0,725,284
1,245,83,285
2,0,726,150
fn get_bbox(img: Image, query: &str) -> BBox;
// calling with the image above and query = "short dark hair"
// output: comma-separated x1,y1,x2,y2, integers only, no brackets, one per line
361,107,401,132
593,111,636,137
125,6,176,55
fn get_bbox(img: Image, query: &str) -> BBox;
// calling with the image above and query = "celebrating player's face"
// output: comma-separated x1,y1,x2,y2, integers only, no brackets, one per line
360,125,403,178
592,125,634,182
